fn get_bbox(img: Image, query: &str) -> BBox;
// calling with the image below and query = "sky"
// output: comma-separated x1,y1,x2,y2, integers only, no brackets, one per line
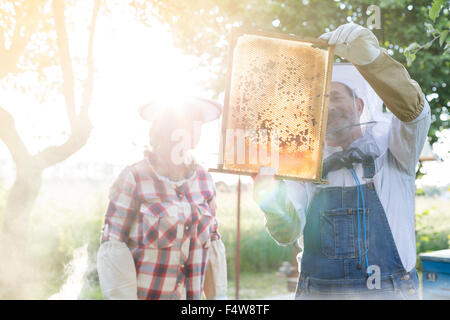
0,1,448,188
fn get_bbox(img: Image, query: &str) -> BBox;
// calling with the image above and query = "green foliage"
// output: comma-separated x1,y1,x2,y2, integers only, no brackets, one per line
430,0,446,21
416,184,449,196
220,224,294,278
0,0,61,100
416,229,449,261
415,187,425,196
404,14,450,66
215,184,294,278
227,271,290,299
25,180,107,299
415,197,450,269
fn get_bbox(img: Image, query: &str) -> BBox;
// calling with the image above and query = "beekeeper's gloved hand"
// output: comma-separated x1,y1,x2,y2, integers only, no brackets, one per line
252,166,277,204
319,22,381,66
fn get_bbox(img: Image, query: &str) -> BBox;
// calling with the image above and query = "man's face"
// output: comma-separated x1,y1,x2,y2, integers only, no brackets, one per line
326,82,363,147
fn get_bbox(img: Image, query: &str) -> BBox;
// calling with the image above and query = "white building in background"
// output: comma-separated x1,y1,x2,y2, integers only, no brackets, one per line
0,156,125,187
42,161,124,182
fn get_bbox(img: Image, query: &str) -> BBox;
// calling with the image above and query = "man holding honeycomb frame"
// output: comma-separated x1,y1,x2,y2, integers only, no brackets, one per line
253,22,431,300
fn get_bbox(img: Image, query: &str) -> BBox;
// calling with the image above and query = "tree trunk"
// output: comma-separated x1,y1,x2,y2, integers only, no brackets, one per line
0,164,43,299
0,0,100,298
2,166,42,251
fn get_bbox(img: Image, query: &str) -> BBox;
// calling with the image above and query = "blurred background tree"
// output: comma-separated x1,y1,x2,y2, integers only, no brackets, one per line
131,0,449,147
0,0,100,298
404,0,449,66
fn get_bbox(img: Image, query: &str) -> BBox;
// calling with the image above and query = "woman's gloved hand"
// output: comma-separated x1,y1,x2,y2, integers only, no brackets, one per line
97,239,138,300
319,22,381,66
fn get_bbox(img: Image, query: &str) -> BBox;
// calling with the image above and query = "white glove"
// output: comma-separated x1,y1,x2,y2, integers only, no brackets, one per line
203,239,228,300
252,166,277,204
319,22,381,66
97,239,138,300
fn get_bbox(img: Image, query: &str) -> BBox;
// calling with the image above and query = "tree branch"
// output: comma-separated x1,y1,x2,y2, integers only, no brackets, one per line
33,120,91,169
0,106,31,169
0,2,40,79
33,0,101,170
80,0,100,118
52,0,76,131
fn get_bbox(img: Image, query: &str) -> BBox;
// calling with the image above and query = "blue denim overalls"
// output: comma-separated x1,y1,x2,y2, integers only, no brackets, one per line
295,157,420,299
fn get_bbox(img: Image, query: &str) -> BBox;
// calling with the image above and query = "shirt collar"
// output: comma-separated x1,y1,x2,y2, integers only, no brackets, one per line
144,150,199,187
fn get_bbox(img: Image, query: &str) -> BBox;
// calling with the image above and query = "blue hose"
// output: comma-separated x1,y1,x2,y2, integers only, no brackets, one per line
350,168,370,276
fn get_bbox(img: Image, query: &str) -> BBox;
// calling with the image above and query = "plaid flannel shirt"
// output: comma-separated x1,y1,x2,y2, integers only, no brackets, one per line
100,153,220,300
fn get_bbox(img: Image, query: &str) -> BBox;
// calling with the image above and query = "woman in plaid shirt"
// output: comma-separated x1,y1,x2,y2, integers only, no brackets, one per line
97,97,227,300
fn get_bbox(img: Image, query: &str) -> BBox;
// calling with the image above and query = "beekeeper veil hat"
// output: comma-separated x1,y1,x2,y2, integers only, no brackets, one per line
138,96,222,154
331,63,389,124
325,63,391,156
139,96,222,124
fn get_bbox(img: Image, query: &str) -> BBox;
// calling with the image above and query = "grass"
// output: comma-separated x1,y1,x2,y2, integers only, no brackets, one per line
215,183,295,278
80,271,292,300
415,196,450,234
227,271,292,299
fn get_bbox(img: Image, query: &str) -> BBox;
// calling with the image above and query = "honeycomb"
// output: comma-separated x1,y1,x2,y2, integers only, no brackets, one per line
222,33,332,181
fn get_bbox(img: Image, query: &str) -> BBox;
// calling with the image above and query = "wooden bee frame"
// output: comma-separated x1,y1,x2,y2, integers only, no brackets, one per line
210,28,334,183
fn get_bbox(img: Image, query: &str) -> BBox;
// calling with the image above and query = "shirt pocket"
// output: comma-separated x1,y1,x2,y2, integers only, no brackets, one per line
319,208,369,259
194,202,214,248
139,201,180,249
